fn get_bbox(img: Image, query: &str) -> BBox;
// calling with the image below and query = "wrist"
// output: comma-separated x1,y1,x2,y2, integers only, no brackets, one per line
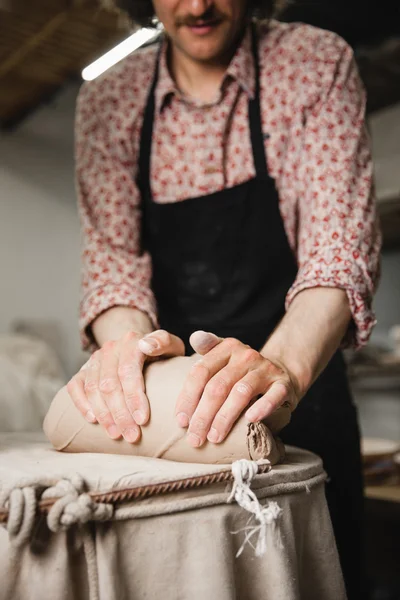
260,287,352,397
91,306,153,347
260,341,313,398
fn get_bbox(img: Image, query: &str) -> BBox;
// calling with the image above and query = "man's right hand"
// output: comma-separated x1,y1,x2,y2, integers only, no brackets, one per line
67,330,185,443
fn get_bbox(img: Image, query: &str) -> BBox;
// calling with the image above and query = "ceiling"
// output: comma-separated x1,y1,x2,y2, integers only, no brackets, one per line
0,0,130,128
0,0,399,129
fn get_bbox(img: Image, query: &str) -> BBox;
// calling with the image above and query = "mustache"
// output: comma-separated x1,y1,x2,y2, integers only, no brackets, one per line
175,7,227,27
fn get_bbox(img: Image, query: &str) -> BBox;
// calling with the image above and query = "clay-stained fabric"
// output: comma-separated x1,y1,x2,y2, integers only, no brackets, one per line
0,433,346,600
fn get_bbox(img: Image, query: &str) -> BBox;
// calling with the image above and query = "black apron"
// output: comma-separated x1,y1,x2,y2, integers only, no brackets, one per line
137,28,366,600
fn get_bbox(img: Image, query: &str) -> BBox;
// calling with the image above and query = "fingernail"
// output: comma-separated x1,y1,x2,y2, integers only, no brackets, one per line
187,433,201,448
177,412,190,428
123,428,140,443
138,338,159,354
245,409,260,422
207,428,220,444
133,410,146,425
107,424,121,439
85,410,96,423
139,340,158,354
191,331,216,349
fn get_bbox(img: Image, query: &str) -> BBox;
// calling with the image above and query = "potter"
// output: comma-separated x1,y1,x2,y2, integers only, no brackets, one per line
58,1,381,596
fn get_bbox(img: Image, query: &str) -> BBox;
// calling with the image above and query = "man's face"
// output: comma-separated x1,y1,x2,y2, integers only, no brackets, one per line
152,0,250,64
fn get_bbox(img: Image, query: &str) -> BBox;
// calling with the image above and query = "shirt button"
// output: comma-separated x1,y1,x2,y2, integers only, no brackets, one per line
204,166,220,175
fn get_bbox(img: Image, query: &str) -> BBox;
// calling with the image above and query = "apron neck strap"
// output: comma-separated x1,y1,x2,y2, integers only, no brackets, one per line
249,21,268,177
137,40,162,198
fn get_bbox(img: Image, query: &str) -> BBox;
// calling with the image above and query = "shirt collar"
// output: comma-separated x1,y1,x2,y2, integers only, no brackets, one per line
154,24,256,114
226,25,256,99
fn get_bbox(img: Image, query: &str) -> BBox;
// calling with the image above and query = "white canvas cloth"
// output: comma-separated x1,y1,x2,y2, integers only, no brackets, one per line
0,334,65,432
0,433,346,600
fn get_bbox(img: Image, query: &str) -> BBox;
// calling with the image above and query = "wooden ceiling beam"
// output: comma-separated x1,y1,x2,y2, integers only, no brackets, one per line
8,66,67,85
0,0,97,15
0,11,68,80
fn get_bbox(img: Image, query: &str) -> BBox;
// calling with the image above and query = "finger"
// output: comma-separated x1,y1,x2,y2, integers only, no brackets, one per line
138,330,185,357
85,351,120,439
175,352,230,429
118,338,150,427
99,341,140,443
245,381,289,423
67,370,97,423
175,337,241,428
189,331,223,355
207,370,264,444
187,363,248,447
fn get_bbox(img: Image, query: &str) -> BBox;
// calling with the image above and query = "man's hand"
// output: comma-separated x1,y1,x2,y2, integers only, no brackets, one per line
175,331,300,448
176,288,353,449
67,330,184,443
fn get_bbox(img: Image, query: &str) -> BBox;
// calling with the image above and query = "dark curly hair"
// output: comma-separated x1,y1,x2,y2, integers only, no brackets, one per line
116,0,284,28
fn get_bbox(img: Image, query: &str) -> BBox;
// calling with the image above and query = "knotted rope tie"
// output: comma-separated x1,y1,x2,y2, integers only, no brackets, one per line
40,475,111,600
4,473,114,545
42,474,113,533
3,474,113,600
6,486,37,548
228,459,282,557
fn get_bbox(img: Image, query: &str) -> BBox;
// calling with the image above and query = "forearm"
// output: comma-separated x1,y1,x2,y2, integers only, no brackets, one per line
261,287,352,396
91,306,154,347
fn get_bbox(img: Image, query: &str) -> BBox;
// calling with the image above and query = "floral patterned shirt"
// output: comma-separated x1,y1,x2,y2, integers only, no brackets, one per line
75,20,381,351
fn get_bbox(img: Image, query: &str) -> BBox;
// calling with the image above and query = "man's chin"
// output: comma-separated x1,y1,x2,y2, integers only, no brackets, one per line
174,23,236,62
177,38,232,64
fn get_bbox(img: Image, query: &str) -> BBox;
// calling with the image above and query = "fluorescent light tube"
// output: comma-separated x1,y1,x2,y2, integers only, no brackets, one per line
82,27,159,81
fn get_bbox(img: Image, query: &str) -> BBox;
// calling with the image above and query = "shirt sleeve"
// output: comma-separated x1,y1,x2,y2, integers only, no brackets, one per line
75,82,158,352
286,34,382,349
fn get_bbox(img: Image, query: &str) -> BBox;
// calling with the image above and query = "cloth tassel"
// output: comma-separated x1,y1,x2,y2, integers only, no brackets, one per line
228,459,282,557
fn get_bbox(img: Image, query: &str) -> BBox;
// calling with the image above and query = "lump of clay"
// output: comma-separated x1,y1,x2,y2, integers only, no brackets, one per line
43,355,291,465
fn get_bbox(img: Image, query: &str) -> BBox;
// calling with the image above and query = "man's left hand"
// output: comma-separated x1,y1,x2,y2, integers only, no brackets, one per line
175,331,300,448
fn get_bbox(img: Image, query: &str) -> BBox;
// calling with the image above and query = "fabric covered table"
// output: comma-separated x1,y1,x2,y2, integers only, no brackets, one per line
0,433,346,600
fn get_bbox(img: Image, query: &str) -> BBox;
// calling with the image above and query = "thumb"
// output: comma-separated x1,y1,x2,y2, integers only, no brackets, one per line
189,331,223,355
138,330,185,357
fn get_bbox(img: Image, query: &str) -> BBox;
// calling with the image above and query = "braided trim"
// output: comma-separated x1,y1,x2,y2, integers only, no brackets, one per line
0,463,271,525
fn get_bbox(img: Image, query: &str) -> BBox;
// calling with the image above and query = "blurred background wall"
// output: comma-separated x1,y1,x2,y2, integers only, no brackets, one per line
0,85,81,376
